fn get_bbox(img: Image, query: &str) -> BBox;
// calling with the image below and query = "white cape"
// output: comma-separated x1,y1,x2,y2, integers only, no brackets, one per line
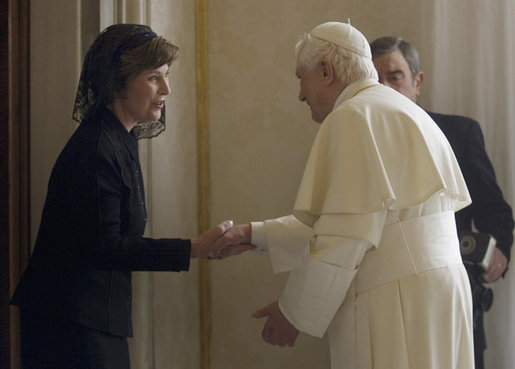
294,79,470,228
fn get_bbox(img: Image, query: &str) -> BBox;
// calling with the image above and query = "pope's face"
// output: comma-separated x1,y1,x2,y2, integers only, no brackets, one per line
119,63,170,125
372,49,422,102
296,63,334,123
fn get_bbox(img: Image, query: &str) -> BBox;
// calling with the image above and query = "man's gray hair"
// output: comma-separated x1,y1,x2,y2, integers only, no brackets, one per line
369,36,420,77
296,33,378,86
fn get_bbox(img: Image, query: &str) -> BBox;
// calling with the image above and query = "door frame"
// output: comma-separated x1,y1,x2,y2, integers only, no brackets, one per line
0,1,31,368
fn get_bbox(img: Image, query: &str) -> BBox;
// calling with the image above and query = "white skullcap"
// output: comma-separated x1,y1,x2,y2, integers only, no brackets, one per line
309,22,371,59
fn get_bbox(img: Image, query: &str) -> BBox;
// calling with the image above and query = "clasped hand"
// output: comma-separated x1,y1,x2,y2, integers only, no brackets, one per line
190,221,255,259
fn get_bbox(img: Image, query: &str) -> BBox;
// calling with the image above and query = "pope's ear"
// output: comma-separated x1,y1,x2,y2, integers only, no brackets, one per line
320,60,335,85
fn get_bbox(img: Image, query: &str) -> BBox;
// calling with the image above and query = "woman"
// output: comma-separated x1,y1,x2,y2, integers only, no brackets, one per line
11,24,242,368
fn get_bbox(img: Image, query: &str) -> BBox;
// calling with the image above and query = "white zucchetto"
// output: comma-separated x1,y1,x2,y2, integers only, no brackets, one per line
309,22,372,59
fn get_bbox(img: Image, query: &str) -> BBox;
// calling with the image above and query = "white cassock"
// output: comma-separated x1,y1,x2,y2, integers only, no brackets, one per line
251,79,475,369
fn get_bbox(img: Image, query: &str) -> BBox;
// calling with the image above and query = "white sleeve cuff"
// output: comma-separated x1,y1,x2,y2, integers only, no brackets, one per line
278,252,357,337
264,215,313,273
250,221,268,253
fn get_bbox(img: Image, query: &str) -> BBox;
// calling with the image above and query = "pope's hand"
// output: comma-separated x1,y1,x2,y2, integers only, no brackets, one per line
253,301,299,347
212,223,255,258
190,220,234,259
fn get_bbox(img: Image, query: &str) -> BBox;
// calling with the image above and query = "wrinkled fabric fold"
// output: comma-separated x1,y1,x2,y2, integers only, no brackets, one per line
294,79,470,227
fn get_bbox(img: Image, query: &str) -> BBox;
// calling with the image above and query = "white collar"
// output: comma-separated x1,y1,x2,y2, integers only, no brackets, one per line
333,78,379,110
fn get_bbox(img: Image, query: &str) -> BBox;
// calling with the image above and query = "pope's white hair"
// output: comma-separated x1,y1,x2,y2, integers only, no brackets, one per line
296,33,378,85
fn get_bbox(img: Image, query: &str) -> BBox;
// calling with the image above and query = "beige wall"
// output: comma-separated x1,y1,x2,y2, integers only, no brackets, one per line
30,0,81,241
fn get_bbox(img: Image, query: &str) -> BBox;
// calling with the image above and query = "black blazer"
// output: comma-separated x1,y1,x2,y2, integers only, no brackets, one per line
428,112,514,260
11,106,191,337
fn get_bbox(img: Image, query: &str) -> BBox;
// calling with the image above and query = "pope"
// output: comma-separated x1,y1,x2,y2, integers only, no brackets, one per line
217,21,475,369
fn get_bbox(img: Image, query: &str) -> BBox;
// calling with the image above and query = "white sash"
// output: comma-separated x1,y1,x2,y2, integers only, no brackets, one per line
356,211,462,294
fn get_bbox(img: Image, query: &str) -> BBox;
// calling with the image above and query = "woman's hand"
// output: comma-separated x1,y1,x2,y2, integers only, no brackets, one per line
212,223,255,258
190,220,234,258
190,221,255,259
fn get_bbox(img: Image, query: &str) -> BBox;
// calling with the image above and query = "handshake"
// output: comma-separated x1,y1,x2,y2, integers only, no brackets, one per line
190,220,256,259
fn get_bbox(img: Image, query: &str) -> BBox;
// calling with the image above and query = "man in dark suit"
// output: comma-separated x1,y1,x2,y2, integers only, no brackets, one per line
370,36,514,369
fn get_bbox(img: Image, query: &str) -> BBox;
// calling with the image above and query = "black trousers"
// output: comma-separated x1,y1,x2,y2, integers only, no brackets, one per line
19,309,130,369
474,310,486,369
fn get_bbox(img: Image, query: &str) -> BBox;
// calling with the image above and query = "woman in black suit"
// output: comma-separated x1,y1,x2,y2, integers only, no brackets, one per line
11,24,247,369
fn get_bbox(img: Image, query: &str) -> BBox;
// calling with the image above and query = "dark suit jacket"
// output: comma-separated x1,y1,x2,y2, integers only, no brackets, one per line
11,106,191,337
428,112,514,261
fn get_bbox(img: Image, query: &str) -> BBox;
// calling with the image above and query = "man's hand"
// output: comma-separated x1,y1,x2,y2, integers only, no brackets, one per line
212,223,255,258
253,301,299,347
483,247,508,282
190,220,234,258
191,221,255,259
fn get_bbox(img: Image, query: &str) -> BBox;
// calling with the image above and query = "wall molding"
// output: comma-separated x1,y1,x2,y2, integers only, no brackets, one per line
195,0,211,368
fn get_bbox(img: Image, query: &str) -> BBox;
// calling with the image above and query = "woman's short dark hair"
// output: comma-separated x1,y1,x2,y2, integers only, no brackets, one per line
108,36,179,102
73,24,179,129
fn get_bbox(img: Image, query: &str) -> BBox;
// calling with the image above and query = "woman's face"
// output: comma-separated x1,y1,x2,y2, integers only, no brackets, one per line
116,63,170,127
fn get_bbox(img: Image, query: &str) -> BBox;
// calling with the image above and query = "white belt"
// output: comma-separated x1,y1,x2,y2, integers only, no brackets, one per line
356,211,462,293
